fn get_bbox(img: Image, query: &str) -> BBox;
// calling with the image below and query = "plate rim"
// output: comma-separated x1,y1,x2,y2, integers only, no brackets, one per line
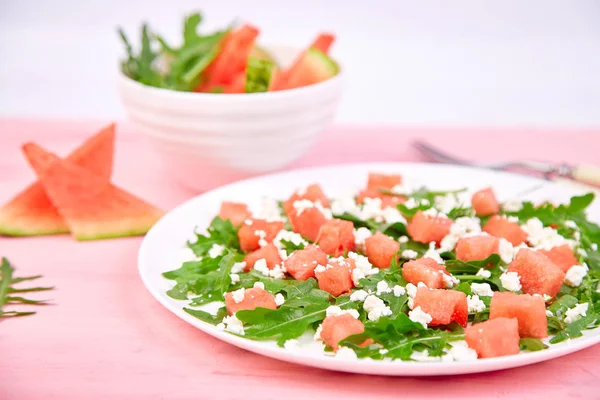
138,161,600,376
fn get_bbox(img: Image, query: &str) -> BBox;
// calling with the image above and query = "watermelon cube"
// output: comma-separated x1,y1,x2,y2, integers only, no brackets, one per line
288,207,328,242
315,260,354,296
483,215,527,246
465,317,520,358
316,218,356,256
508,248,565,297
402,257,449,289
471,187,500,216
284,244,328,280
413,287,468,327
490,292,548,338
243,244,282,271
283,183,330,215
455,235,499,262
319,313,365,351
218,201,250,226
356,188,406,208
238,219,284,252
406,210,453,245
367,172,402,190
225,287,277,315
539,244,579,273
365,232,400,269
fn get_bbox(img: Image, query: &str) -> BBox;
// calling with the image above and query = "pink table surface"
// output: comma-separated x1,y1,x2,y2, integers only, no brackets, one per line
1,118,599,400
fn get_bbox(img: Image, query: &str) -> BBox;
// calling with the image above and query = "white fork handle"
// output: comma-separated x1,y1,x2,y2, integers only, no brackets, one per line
571,164,600,188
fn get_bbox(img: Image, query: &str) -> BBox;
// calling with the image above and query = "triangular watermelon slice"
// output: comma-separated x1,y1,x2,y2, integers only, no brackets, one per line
22,143,164,241
0,123,115,236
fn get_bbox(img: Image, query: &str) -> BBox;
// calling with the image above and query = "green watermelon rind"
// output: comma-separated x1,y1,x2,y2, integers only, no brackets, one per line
249,45,280,68
304,47,340,77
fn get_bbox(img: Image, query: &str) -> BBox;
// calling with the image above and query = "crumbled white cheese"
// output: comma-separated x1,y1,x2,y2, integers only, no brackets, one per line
475,268,492,278
592,243,598,251
253,197,285,222
404,197,430,209
363,295,392,321
330,195,361,216
293,199,315,216
546,310,554,317
565,264,588,287
348,252,379,286
269,264,287,279
273,229,308,251
359,197,388,223
564,302,589,324
511,242,529,259
447,341,478,361
398,235,409,243
434,193,468,215
577,248,588,258
382,207,407,225
314,324,323,340
506,216,520,223
423,242,445,264
467,295,486,313
253,259,286,280
471,282,494,297
244,219,253,226
275,293,285,306
231,261,246,273
335,346,358,359
376,281,393,295
354,227,372,247
406,282,426,309
231,288,246,303
219,315,245,335
498,238,514,264
544,294,552,302
208,244,225,258
522,217,576,251
393,285,406,297
253,282,265,290
500,271,522,292
422,208,447,218
350,289,369,302
253,259,270,276
315,201,333,219
255,230,268,247
314,264,329,273
229,273,240,284
503,200,523,212
379,348,389,355
442,273,459,289
408,306,433,328
390,184,411,195
326,305,360,319
565,220,578,229
283,339,300,350
411,350,441,362
401,249,419,259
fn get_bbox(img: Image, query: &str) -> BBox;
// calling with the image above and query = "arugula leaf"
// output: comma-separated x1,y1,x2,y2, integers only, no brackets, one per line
184,306,227,324
0,257,52,319
279,239,306,255
163,258,221,280
189,217,239,256
0,257,13,313
445,254,501,275
519,338,548,352
550,313,599,344
335,212,379,230
183,13,203,46
382,222,408,239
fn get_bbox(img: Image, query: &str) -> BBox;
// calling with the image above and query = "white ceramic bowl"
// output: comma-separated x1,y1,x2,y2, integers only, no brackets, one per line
117,45,344,192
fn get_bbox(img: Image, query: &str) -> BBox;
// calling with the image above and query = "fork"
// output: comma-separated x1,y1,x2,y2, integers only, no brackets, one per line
412,140,600,193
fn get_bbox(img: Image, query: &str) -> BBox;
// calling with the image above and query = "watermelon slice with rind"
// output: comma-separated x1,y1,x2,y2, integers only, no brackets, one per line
0,123,115,236
21,143,164,241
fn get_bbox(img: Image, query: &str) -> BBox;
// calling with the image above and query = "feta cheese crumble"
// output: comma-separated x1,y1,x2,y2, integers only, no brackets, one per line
546,310,554,317
326,305,360,319
254,230,268,247
439,216,482,252
253,197,285,222
423,242,445,264
253,282,265,290
498,238,515,264
359,197,407,224
335,346,358,359
283,339,300,350
350,289,369,302
229,273,240,284
446,341,478,361
401,249,419,259
354,227,372,247
376,281,393,295
408,306,433,328
565,264,589,287
398,235,409,243
503,199,523,212
253,259,269,276
208,243,225,258
475,268,492,278
330,195,361,216
293,199,315,216
348,252,379,285
273,230,308,251
363,295,392,321
467,295,486,313
231,288,246,303
217,315,245,335
522,217,576,251
471,282,494,297
274,293,285,306
564,302,589,324
500,271,522,292
434,193,468,215
392,285,406,297
253,259,286,279
442,273,459,289
231,261,247,273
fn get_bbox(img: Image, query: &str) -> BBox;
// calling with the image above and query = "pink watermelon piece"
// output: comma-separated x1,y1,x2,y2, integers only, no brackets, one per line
315,258,355,296
538,244,579,273
366,173,402,190
455,235,500,262
21,143,163,241
471,187,500,216
237,219,284,253
225,287,277,316
284,244,328,281
465,317,520,358
319,313,364,351
218,201,250,226
402,257,449,289
315,218,356,256
508,248,565,297
365,232,400,269
413,287,468,327
0,123,115,236
483,215,527,246
490,292,548,338
243,244,282,271
407,210,453,245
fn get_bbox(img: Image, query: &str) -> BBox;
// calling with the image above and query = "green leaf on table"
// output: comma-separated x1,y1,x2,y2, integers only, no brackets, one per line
0,257,52,319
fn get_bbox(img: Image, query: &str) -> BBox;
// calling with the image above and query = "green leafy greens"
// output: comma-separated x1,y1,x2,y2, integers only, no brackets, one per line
0,257,53,319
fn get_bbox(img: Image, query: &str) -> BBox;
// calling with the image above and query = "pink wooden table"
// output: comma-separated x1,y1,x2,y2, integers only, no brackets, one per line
1,119,599,400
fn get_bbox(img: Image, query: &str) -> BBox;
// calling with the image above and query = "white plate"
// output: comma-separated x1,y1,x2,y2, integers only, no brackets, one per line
138,162,600,376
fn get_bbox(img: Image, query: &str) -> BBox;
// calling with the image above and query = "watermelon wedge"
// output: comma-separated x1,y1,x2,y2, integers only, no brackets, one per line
21,143,164,241
0,123,115,236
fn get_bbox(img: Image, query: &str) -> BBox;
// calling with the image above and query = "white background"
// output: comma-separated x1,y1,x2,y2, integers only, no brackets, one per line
1,0,600,127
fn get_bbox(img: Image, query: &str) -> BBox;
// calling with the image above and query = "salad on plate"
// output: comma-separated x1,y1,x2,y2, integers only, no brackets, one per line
118,12,339,94
162,172,600,362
